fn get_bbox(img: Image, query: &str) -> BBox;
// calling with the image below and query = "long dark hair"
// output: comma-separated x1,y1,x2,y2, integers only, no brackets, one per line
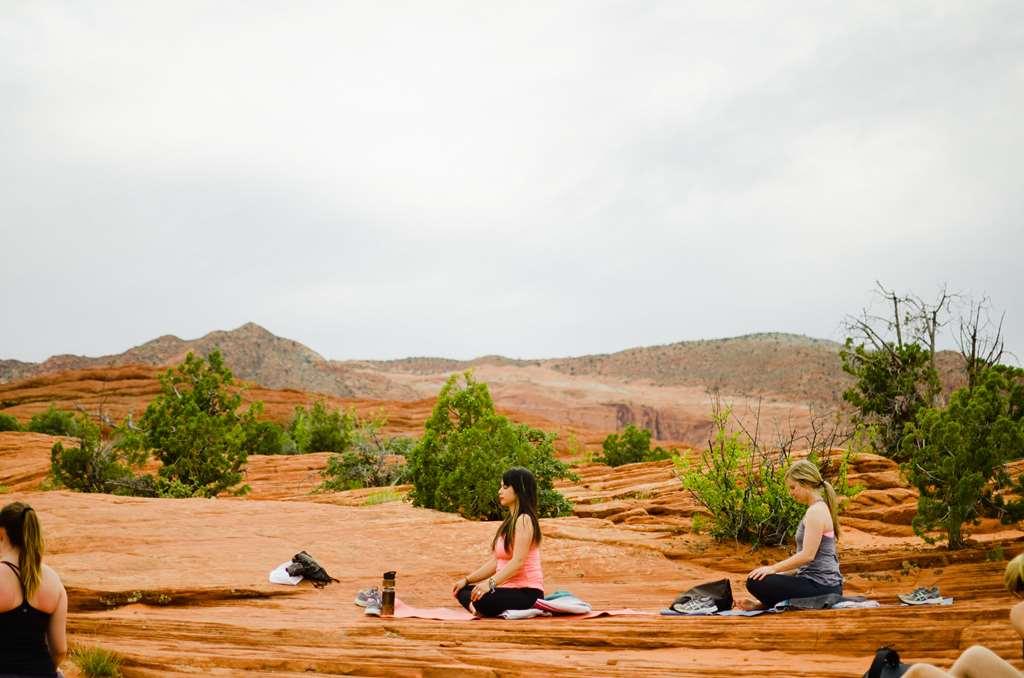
492,467,542,554
1,502,45,598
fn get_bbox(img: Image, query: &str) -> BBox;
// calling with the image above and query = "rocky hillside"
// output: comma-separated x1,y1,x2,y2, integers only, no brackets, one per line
1,325,969,410
0,323,408,398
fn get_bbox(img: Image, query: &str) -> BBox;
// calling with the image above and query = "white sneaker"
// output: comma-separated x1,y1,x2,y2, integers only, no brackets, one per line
671,594,718,615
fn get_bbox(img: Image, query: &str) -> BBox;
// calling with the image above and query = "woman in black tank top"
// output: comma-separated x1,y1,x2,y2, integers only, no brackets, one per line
0,501,67,678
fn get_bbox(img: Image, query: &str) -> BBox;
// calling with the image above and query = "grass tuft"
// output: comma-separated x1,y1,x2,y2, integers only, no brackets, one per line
72,645,123,678
363,489,404,505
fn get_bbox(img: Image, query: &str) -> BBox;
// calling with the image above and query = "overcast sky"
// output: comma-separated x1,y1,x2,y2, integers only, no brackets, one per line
2,2,1022,363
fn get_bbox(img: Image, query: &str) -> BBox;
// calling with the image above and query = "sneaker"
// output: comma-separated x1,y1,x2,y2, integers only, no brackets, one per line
898,586,941,605
671,594,718,615
364,603,381,617
355,587,381,608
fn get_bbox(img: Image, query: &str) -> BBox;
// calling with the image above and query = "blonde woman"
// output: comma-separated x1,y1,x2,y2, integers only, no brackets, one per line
902,554,1024,677
0,501,67,677
744,459,843,609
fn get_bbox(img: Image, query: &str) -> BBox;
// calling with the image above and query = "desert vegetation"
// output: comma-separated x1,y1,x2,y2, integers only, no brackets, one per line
405,371,575,519
45,350,424,499
0,411,20,432
841,284,1023,548
317,418,413,491
71,645,123,678
596,424,671,467
288,400,357,454
28,404,81,437
49,350,260,497
677,399,859,547
902,365,1024,548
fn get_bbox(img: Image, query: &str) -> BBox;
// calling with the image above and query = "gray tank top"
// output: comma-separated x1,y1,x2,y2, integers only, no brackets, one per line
794,513,842,587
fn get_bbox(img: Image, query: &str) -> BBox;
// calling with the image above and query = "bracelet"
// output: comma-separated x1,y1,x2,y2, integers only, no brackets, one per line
488,577,496,592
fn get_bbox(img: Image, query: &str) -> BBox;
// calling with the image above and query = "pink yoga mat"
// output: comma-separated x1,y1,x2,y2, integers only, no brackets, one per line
393,599,475,620
390,599,653,621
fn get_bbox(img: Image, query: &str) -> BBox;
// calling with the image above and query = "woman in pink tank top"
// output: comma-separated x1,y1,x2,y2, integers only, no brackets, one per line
452,467,545,617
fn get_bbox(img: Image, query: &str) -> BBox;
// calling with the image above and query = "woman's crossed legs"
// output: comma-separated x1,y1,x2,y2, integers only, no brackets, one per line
455,585,543,618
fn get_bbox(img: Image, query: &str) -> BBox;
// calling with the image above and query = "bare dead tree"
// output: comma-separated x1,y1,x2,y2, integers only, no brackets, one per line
843,282,956,410
957,297,1008,392
905,285,956,396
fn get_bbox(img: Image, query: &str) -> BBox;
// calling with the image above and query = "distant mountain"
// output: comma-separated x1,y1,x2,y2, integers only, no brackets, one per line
0,323,364,397
545,332,965,404
0,325,967,406
547,333,852,402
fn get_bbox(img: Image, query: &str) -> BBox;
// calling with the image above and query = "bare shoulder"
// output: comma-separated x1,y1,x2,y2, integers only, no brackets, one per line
514,514,537,542
39,564,66,606
42,563,64,588
806,502,833,526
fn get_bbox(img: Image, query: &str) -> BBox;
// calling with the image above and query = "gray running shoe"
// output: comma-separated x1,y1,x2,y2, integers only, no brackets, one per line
898,586,941,605
364,602,382,617
355,587,381,608
671,594,718,615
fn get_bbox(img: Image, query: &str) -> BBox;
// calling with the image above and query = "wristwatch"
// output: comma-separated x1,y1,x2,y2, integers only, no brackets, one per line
487,577,496,592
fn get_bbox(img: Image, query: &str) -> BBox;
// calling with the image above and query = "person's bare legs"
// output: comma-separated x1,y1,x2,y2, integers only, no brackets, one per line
903,646,1021,678
903,664,954,678
948,645,1021,677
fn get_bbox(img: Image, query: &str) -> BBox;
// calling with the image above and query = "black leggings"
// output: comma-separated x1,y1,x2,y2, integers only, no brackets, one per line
745,574,842,609
456,585,543,618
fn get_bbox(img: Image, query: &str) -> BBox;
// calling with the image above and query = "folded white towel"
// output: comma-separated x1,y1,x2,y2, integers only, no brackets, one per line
500,608,550,620
534,596,593,614
832,599,881,609
269,560,303,586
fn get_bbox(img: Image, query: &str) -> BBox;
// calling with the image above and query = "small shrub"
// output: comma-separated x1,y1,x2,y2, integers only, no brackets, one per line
597,425,671,466
0,412,21,432
28,405,79,437
690,513,706,535
406,372,575,519
49,415,152,496
676,403,858,548
72,645,123,678
0,484,9,494
987,545,1007,562
289,400,357,453
317,421,413,491
242,420,295,455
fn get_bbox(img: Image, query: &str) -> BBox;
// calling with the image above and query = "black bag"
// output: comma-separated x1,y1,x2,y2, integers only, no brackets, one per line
671,578,733,612
285,551,340,589
863,646,911,678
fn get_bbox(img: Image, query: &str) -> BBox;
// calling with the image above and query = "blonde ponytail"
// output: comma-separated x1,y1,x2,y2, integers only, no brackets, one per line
820,480,841,541
1,502,44,598
785,459,841,540
19,508,44,598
